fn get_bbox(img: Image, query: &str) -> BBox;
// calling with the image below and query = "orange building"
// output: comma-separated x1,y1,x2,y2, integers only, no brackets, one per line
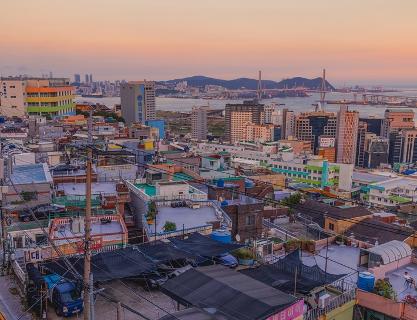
318,147,336,162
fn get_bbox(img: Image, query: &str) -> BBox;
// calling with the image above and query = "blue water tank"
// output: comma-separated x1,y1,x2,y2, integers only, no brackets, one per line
211,229,232,243
245,179,255,188
0,116,5,124
357,272,375,292
217,179,225,188
221,200,229,207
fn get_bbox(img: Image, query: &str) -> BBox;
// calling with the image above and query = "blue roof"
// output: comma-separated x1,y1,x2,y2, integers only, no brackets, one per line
10,163,52,184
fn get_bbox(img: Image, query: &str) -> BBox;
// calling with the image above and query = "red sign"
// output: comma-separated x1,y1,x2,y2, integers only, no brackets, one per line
267,300,304,320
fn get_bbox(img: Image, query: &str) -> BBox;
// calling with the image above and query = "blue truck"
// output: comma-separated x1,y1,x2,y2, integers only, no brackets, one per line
43,274,83,317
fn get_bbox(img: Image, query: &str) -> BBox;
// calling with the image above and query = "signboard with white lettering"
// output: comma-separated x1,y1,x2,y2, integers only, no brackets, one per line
266,300,304,320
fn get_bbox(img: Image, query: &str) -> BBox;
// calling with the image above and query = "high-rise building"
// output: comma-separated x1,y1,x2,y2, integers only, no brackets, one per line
85,74,89,84
282,109,295,139
263,104,275,124
364,135,389,169
74,74,81,83
121,80,156,125
243,123,274,143
388,129,417,164
355,121,368,167
191,106,209,141
336,105,359,164
0,77,75,118
225,101,265,143
382,109,414,138
89,74,93,83
294,111,337,154
359,117,383,136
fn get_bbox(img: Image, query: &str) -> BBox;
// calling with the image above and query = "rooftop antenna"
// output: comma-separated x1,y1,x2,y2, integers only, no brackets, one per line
257,70,262,101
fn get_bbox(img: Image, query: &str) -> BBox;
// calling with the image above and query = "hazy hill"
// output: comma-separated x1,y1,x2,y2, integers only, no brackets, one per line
161,75,335,90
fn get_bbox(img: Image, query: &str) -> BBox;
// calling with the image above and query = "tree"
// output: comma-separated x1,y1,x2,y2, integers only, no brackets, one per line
163,221,177,232
281,193,302,207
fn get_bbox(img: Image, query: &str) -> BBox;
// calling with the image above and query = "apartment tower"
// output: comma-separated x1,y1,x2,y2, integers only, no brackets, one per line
121,80,156,125
225,101,265,143
191,106,209,141
336,105,359,164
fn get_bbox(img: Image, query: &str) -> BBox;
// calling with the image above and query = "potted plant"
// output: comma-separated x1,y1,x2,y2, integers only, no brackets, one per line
301,240,315,253
233,248,256,266
146,201,157,225
335,235,347,245
163,221,177,232
284,239,301,252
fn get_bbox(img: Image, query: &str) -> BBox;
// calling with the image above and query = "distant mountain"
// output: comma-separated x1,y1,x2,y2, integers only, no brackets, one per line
161,75,335,90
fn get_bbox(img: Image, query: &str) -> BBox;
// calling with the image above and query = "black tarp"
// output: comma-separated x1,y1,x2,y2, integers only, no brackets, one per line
42,247,156,282
161,265,298,320
240,250,345,294
169,233,243,259
139,241,199,264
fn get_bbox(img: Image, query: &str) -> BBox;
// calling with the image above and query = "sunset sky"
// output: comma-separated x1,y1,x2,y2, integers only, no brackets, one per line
1,0,417,85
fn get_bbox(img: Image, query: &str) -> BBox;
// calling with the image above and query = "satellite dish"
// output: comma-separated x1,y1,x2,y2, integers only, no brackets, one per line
235,234,241,242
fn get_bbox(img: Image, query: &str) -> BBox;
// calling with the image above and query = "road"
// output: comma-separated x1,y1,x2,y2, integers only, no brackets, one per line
0,275,31,320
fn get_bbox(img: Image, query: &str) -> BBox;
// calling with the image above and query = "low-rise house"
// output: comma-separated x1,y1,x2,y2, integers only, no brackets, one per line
364,177,417,208
5,163,53,208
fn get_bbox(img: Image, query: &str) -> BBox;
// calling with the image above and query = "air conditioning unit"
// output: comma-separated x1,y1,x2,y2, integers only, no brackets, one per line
318,294,331,308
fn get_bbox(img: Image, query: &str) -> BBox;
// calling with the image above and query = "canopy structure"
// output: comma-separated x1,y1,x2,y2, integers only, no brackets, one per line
161,265,299,320
42,247,156,282
240,250,345,294
169,233,243,259
139,241,199,264
366,240,412,265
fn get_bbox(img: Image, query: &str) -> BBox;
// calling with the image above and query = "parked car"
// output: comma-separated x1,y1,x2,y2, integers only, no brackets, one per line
214,253,238,268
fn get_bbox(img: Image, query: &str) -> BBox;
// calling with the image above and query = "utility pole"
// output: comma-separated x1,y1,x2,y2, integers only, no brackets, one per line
84,109,93,320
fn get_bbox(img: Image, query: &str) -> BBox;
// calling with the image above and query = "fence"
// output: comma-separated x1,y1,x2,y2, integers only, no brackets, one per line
304,289,356,320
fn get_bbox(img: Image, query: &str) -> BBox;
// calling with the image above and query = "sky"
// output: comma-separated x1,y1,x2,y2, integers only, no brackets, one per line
1,0,417,86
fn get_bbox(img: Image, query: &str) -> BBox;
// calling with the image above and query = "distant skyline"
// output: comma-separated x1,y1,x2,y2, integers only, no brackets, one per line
1,0,417,86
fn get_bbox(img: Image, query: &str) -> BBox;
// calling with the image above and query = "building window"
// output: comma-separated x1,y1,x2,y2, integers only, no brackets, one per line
329,223,335,231
245,215,255,226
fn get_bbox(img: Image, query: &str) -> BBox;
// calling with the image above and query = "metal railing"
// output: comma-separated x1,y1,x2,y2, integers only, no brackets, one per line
304,289,356,320
262,219,299,240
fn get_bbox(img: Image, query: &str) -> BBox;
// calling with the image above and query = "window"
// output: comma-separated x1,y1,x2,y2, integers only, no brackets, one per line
245,215,255,226
329,223,335,231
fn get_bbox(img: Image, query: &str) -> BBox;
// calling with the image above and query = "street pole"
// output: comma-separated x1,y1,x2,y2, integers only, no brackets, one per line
324,236,329,283
90,273,94,320
83,146,92,320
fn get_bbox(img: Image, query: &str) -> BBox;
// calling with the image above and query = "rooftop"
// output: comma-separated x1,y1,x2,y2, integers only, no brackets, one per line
57,182,117,195
375,177,417,190
51,217,124,245
352,171,394,184
386,263,417,300
10,163,52,185
302,245,361,283
152,205,220,234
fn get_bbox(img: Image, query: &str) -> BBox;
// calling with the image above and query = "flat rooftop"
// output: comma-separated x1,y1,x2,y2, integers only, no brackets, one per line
57,182,117,195
352,171,394,184
52,219,123,245
386,263,417,300
10,163,52,184
302,245,361,283
376,177,417,189
153,206,220,234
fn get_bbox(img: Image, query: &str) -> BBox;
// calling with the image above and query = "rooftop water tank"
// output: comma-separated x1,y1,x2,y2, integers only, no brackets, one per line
357,272,375,292
211,229,232,243
220,200,229,207
217,179,225,188
245,179,255,188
